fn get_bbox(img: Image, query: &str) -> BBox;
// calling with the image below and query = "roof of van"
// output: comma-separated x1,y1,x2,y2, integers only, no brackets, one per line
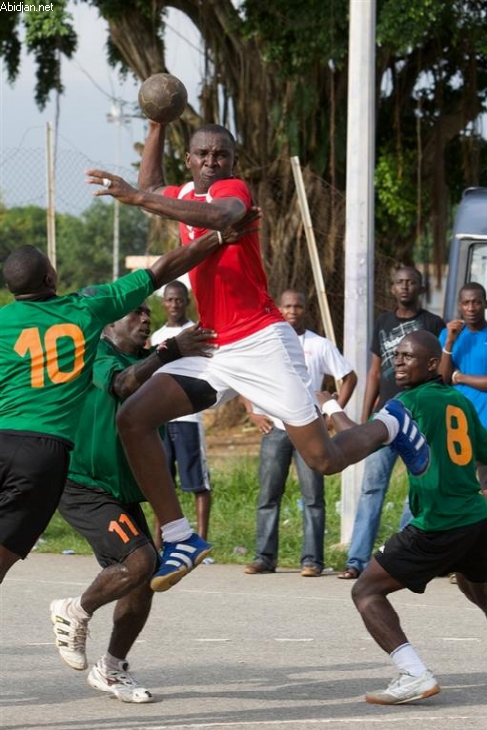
453,188,487,236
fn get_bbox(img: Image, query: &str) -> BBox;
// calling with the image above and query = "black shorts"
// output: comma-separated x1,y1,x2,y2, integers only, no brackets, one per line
375,519,487,593
0,433,70,559
59,480,155,568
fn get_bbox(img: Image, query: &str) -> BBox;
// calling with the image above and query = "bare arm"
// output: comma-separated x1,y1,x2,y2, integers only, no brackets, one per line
112,324,217,401
336,370,357,408
86,169,246,230
137,121,167,193
241,396,274,435
438,319,464,383
361,354,382,422
451,372,487,391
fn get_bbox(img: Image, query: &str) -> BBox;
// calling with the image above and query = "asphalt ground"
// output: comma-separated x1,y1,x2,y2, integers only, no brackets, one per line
1,554,486,730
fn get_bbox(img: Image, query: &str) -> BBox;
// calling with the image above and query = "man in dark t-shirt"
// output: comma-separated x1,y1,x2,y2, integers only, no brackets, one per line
338,266,445,579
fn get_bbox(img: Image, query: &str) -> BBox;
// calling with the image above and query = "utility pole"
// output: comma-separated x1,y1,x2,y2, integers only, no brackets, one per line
46,122,56,268
106,100,129,281
340,0,377,544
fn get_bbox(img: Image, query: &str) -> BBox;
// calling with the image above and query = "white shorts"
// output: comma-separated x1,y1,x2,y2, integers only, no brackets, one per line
156,322,319,427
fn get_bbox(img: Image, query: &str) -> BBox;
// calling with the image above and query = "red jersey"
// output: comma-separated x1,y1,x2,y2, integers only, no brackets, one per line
163,178,283,345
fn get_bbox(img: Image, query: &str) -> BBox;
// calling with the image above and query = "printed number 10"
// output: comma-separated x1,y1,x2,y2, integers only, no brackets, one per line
14,324,86,388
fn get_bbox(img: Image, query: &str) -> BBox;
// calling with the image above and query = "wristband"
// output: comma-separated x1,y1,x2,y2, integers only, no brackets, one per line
442,347,452,355
216,231,223,245
156,337,181,364
321,399,344,417
452,370,460,384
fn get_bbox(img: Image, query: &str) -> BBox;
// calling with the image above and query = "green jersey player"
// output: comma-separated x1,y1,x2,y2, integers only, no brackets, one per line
324,330,487,706
50,305,215,702
0,212,256,585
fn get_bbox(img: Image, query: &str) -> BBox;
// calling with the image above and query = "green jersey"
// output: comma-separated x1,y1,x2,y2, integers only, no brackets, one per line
68,337,163,502
398,380,487,531
0,270,154,444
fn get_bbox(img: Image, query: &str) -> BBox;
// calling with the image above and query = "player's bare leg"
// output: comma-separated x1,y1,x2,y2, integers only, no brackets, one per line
285,415,389,475
118,374,213,590
352,558,440,704
117,373,196,524
195,491,211,541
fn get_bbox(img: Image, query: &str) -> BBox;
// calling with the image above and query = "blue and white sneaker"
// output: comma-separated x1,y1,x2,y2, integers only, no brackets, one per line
150,533,213,592
380,399,430,476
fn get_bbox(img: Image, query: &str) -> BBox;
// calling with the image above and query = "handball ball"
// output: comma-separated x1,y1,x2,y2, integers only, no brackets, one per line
138,73,188,124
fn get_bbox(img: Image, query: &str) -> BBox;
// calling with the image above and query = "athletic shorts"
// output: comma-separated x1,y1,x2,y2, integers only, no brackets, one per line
164,421,210,493
156,322,319,427
375,519,487,593
0,433,70,559
59,480,155,568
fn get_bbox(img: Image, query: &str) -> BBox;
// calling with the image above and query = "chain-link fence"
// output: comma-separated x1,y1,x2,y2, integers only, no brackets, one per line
0,146,138,216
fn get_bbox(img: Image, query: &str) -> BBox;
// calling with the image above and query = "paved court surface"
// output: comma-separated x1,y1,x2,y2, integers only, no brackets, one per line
1,554,486,730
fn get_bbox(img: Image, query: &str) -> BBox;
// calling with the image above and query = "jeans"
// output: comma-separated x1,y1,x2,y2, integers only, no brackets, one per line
254,427,325,570
347,446,412,573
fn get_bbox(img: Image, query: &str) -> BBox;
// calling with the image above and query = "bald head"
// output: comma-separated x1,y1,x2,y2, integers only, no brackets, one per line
394,331,441,389
3,246,56,297
401,330,442,360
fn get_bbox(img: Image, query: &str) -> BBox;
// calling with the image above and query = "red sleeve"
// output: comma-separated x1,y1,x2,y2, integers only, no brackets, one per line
207,178,252,209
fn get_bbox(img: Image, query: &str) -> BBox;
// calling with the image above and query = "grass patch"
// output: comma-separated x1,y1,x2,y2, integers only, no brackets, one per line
37,457,409,571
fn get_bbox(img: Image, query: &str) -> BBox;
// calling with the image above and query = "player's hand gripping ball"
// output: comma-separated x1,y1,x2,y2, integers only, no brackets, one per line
138,73,188,124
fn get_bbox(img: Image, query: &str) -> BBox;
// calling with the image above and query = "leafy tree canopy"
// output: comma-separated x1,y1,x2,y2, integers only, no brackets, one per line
2,0,487,316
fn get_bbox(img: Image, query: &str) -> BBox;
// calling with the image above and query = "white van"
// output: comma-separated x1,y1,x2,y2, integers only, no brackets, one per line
443,187,487,321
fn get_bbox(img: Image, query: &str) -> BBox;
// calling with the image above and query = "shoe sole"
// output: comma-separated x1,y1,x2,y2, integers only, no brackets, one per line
243,567,275,574
150,546,213,592
366,684,441,705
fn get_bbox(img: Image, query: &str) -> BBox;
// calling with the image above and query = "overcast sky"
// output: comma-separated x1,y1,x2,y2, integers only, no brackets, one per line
0,2,202,213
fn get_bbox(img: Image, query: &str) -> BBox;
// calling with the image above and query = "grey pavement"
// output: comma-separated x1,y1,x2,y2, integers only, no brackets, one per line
0,554,486,730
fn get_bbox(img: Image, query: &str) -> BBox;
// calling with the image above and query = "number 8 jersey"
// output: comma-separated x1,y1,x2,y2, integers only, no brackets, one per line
398,379,487,531
0,270,154,444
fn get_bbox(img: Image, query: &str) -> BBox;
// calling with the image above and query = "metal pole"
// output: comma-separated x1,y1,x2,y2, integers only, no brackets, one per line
290,156,337,345
340,0,376,544
46,122,56,267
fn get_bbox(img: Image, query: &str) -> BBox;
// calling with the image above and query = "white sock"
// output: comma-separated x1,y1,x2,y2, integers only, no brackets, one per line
390,642,427,677
100,651,125,672
161,517,193,543
372,412,400,445
71,595,91,620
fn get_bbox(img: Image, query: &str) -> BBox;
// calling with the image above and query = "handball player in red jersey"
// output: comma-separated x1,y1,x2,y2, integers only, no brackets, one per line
86,122,429,591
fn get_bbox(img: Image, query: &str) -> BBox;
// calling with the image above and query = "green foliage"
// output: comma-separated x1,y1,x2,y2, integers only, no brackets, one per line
375,149,424,237
0,0,78,108
242,0,348,76
56,200,150,290
0,200,150,292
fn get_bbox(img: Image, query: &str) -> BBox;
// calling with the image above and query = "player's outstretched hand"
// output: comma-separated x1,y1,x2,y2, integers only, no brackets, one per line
85,169,139,205
176,323,217,358
222,206,262,244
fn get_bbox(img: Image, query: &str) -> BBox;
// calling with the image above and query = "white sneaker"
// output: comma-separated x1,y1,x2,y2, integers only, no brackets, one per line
87,659,153,703
50,598,90,671
366,670,441,705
